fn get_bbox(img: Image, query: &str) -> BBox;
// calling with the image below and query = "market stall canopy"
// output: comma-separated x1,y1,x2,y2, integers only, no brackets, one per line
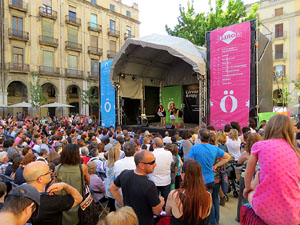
41,102,74,108
8,102,32,108
110,34,206,99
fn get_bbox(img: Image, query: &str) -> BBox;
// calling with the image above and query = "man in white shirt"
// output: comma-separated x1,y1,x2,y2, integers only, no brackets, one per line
148,137,173,205
114,140,137,177
162,131,172,145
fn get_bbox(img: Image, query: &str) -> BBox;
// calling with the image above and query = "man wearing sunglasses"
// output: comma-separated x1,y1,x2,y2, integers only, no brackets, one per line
23,161,83,225
110,150,164,225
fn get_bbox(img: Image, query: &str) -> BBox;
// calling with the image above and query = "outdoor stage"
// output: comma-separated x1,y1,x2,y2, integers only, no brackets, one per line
122,122,198,136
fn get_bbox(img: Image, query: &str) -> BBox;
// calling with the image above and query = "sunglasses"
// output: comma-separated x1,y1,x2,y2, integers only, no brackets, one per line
37,170,52,179
140,159,156,165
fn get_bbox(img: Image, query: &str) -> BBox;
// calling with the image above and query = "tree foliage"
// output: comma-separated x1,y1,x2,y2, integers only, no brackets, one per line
166,0,258,46
81,85,99,116
29,72,47,109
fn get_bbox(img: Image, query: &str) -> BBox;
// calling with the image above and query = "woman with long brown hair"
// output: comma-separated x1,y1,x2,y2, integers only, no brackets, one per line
166,159,212,225
243,115,300,225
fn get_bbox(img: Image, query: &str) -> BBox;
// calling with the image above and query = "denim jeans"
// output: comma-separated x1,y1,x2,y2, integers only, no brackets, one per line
209,182,221,225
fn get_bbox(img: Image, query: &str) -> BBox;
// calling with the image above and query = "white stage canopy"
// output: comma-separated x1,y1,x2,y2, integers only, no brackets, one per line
109,34,206,99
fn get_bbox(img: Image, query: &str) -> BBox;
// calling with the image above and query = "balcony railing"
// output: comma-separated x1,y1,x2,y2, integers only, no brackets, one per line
65,69,84,78
39,66,60,76
124,33,135,40
88,72,99,80
8,0,28,12
65,41,82,52
39,35,58,47
39,6,57,20
8,28,29,41
273,31,287,39
7,63,30,73
274,52,287,60
65,15,81,27
88,22,102,32
107,50,116,58
107,28,120,38
88,46,103,56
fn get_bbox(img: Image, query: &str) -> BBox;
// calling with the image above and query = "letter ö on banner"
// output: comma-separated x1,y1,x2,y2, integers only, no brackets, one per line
220,90,238,113
104,102,111,112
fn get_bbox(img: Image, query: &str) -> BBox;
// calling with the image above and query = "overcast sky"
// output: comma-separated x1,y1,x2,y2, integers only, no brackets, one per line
122,0,258,36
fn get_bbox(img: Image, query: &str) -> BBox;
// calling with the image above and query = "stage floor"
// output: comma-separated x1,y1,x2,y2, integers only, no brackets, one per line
122,122,199,136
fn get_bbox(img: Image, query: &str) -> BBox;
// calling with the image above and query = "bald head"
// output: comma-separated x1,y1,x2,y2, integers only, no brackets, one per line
153,137,163,148
134,150,153,166
23,161,49,184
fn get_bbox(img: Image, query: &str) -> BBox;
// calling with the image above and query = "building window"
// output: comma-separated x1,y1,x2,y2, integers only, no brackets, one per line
43,50,54,68
275,24,283,38
68,6,76,21
90,14,97,29
42,0,52,13
42,20,54,37
12,0,23,7
126,25,132,38
12,47,23,65
12,16,23,34
110,4,115,11
110,20,116,33
71,87,77,94
275,8,283,16
126,11,131,17
68,27,78,43
90,35,98,48
110,40,116,52
275,44,283,59
91,59,98,74
68,54,78,70
91,0,96,4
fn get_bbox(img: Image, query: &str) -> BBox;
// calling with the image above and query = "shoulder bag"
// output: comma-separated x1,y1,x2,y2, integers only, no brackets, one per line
78,164,100,225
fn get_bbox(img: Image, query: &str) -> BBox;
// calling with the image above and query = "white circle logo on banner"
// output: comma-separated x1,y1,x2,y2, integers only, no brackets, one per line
220,90,238,113
104,102,111,112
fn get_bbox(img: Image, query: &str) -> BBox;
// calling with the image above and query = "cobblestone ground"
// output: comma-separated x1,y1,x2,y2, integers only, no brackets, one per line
220,193,240,225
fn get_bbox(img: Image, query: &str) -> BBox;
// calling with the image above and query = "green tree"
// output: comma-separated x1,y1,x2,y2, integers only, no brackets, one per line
81,85,99,117
29,72,47,111
165,0,258,46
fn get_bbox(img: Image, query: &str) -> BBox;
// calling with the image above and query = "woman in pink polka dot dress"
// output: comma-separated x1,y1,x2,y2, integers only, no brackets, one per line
243,114,300,225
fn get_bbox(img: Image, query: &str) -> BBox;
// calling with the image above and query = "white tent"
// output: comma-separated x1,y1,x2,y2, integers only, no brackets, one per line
8,102,32,108
41,102,74,108
110,34,206,99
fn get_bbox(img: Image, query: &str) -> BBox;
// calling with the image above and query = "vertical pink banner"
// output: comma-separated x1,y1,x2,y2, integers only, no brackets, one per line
210,21,251,130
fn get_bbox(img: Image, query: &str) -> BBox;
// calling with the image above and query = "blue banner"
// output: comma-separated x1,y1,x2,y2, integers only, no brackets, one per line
100,59,115,128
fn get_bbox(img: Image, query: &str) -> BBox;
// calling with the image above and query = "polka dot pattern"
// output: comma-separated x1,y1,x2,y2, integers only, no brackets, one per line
251,139,300,225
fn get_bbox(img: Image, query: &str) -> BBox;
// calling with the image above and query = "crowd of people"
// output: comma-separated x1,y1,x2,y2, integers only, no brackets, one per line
0,113,298,225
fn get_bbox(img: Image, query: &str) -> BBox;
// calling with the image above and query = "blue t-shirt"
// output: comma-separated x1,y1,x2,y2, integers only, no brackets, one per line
188,144,225,184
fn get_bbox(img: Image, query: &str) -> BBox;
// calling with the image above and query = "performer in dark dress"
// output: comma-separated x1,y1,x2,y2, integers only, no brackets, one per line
157,104,166,127
169,103,176,127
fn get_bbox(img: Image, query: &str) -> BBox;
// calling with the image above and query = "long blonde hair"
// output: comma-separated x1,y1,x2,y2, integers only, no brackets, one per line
229,129,238,141
107,144,120,168
264,115,300,159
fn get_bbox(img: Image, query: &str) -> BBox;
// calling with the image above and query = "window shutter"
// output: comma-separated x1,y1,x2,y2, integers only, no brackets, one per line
68,27,78,43
43,0,52,7
42,20,54,37
43,51,53,67
110,40,116,51
90,35,98,48
68,55,78,69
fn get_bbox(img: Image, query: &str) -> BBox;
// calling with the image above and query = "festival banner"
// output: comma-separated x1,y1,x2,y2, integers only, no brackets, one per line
161,86,182,124
183,85,199,123
100,59,115,128
209,21,251,129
